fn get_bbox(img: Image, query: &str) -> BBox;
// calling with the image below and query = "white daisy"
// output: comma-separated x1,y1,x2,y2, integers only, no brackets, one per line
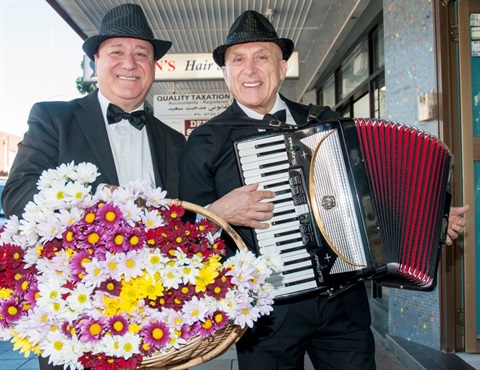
70,161,100,184
140,208,165,229
159,263,183,289
66,283,95,312
104,252,124,281
99,332,141,359
143,186,168,208
39,330,84,368
144,249,167,276
181,296,209,325
117,250,146,282
35,217,65,244
83,257,107,288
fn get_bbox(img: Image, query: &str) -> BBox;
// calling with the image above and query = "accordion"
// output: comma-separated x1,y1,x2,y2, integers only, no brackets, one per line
234,118,453,301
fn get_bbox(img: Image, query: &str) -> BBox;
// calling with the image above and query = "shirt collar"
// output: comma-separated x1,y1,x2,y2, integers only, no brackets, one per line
236,93,287,120
97,91,144,126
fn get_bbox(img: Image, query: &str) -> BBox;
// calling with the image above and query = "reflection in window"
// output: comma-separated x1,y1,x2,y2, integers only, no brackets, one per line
354,94,370,118
322,75,336,108
374,83,386,119
340,39,369,99
374,25,384,70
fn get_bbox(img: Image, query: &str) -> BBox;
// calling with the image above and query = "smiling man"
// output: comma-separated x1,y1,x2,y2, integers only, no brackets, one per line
178,10,372,370
179,10,469,370
2,3,185,225
2,6,185,368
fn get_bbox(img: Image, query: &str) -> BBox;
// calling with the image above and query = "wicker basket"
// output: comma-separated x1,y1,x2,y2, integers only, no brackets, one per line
138,199,249,370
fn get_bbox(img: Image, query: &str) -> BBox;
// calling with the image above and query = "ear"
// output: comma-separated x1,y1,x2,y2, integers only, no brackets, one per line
221,65,228,81
279,59,288,81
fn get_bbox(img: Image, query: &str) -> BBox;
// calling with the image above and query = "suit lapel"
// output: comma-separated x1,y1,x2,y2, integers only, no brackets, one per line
75,91,119,185
280,95,309,125
145,115,166,189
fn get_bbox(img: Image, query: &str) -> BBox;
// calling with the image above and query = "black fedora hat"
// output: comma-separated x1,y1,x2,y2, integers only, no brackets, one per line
213,10,294,67
82,3,172,61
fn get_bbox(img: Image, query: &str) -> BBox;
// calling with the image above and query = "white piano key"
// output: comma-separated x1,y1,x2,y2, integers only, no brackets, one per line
237,135,285,149
274,280,318,297
238,144,288,161
257,233,304,248
282,259,313,271
259,239,305,251
256,222,299,238
243,163,290,179
241,153,289,169
244,171,289,185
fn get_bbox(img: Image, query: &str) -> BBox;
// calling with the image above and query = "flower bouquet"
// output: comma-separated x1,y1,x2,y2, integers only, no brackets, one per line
0,162,281,370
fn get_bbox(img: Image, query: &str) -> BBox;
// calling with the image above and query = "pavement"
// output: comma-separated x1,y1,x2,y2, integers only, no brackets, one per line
0,336,403,370
1,330,479,370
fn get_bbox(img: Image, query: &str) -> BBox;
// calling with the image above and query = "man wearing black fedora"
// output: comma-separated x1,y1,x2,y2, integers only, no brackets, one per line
3,4,184,216
2,4,185,369
179,9,469,370
178,9,376,370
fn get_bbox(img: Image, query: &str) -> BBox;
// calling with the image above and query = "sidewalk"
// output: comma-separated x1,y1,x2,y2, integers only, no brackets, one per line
1,330,478,370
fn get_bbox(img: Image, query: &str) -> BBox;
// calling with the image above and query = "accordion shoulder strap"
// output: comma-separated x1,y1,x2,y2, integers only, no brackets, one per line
305,104,343,126
207,114,291,130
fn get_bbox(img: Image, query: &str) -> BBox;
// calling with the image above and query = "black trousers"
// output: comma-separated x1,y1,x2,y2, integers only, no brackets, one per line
38,357,63,370
39,357,91,370
236,294,376,370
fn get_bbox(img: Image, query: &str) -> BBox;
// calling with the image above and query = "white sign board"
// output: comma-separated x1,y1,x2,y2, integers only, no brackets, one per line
154,93,233,136
83,52,300,82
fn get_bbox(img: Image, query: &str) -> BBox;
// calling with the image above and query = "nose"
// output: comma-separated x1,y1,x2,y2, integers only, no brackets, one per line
242,58,257,76
121,54,137,70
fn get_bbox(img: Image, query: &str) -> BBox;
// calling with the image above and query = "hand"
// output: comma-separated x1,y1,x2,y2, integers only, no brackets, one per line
445,204,469,246
208,183,276,229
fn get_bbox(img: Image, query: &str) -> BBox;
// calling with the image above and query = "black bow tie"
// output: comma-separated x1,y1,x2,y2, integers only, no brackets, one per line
107,103,146,130
263,109,287,126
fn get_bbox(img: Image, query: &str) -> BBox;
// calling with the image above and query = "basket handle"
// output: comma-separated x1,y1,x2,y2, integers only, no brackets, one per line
168,199,248,251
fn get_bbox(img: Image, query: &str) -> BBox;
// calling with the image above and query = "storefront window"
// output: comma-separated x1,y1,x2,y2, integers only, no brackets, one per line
340,38,369,99
322,75,336,108
374,24,384,70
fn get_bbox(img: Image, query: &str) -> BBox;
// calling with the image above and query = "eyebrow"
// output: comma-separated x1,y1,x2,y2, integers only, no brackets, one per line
107,41,151,50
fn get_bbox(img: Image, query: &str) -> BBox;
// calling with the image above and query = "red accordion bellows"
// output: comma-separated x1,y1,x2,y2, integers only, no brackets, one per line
355,118,452,289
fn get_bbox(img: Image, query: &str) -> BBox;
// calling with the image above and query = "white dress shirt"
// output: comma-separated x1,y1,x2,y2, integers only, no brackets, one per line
98,92,155,187
236,93,295,124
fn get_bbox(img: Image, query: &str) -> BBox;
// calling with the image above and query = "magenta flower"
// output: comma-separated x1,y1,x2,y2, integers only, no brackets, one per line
77,225,105,249
141,321,170,349
124,227,146,251
108,315,129,336
1,298,23,323
79,316,107,343
198,316,216,338
97,204,123,229
70,250,92,282
104,225,131,252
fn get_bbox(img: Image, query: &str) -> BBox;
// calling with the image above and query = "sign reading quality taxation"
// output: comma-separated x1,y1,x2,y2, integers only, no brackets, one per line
154,93,233,136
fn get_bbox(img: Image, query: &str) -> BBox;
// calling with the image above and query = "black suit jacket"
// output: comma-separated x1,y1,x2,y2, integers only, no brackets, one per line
3,90,186,218
178,96,371,327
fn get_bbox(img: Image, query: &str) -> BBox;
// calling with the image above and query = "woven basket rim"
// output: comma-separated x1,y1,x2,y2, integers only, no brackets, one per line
138,199,248,369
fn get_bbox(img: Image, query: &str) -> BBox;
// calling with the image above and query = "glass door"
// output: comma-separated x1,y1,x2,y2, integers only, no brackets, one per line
457,0,480,353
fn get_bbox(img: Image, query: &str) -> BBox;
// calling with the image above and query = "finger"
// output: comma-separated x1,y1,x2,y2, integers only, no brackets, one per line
249,220,271,230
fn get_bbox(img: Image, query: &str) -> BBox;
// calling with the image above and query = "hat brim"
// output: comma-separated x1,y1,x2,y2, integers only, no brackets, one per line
213,38,294,67
83,35,172,61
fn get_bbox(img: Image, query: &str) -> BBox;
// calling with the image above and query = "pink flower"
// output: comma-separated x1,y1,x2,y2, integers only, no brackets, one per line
141,321,170,349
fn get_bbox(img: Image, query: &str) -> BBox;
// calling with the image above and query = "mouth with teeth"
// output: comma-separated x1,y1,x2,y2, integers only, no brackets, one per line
243,82,262,87
118,75,139,81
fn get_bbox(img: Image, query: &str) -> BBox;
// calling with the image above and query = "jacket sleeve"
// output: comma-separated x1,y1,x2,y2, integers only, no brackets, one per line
178,124,224,206
2,102,61,218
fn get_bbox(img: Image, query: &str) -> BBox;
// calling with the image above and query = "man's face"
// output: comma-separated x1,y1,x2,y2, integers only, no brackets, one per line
95,38,156,112
222,42,288,115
